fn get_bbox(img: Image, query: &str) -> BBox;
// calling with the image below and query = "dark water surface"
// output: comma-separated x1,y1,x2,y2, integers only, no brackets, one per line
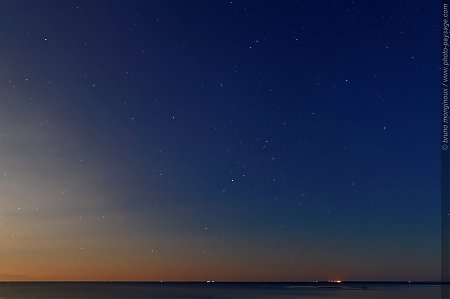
0,282,443,298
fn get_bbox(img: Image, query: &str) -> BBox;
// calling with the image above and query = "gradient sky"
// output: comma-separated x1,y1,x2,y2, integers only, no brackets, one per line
0,0,441,281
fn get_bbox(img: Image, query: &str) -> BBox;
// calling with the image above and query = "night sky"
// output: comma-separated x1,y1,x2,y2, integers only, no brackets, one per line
0,0,441,281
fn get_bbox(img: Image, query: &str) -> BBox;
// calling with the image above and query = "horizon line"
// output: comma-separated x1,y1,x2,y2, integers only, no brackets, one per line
0,280,447,284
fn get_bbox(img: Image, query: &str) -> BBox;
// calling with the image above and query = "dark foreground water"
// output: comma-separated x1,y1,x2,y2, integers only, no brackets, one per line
0,282,444,299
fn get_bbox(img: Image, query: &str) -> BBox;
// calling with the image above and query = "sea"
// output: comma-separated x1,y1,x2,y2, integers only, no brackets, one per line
0,282,444,299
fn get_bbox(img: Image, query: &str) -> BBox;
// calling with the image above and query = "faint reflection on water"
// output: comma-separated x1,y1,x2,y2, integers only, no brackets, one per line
0,282,443,299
